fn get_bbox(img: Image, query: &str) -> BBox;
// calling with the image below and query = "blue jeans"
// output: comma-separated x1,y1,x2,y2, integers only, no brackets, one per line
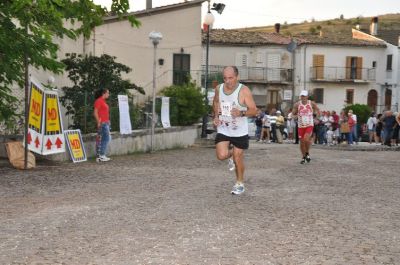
347,128,353,144
318,125,327,144
255,126,262,140
96,122,110,156
351,124,358,143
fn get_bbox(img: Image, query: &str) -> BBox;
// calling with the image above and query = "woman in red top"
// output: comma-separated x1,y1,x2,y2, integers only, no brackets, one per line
347,112,355,145
94,88,111,162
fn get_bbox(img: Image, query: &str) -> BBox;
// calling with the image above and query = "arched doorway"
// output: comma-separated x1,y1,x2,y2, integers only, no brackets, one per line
367,89,377,112
385,89,392,110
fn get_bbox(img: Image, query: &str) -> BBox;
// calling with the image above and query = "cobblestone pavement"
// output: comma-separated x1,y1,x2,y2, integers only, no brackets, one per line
0,142,399,265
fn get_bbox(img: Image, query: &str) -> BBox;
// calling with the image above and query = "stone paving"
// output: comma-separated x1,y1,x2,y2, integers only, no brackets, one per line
0,141,399,265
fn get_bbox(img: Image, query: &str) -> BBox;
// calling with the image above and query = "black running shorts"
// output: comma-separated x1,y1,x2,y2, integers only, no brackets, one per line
215,133,249,150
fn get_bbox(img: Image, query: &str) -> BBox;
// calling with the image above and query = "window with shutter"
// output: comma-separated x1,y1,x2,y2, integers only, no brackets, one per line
267,53,281,81
235,53,248,67
346,56,360,79
356,57,363,79
346,89,354,104
386,54,393,71
345,56,351,79
312,54,324,79
313,88,324,104
173,53,190,85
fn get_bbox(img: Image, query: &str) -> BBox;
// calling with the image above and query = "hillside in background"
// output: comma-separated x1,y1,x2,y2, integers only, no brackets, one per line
238,13,400,37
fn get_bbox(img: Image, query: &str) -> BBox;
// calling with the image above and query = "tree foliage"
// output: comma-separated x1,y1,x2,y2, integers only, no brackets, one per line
0,0,140,130
60,53,144,133
343,104,372,124
161,81,207,126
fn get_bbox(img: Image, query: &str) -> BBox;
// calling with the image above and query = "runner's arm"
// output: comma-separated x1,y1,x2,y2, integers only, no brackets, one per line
241,86,257,117
212,85,220,126
311,101,320,117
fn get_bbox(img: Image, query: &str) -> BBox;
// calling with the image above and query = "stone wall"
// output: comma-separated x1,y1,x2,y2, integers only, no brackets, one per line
1,125,202,162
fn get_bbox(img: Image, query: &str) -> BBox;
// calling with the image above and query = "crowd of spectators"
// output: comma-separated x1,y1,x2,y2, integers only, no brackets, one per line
254,108,400,147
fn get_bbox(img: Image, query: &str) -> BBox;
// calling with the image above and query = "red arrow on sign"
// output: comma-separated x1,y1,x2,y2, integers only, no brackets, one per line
35,136,40,148
55,137,63,148
45,139,52,150
27,132,32,145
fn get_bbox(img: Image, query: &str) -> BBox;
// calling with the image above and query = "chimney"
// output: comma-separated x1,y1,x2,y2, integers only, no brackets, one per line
370,17,378,36
146,0,152,9
274,23,281,34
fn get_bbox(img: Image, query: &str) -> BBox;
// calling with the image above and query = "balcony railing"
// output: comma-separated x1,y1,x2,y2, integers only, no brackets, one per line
203,65,293,83
310,66,376,82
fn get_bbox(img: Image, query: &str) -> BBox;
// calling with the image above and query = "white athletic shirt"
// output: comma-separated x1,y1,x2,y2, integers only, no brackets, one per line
298,100,314,128
217,83,248,137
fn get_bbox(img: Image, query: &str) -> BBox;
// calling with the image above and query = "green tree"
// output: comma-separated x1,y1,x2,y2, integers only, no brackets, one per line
0,0,140,131
343,104,372,124
60,53,144,133
161,81,207,126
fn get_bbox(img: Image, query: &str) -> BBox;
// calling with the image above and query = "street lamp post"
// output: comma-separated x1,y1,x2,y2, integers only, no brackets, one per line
201,1,225,138
149,31,162,152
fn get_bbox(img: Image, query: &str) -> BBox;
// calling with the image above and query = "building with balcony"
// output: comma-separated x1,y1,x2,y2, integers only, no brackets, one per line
202,28,294,112
293,32,386,112
352,17,400,112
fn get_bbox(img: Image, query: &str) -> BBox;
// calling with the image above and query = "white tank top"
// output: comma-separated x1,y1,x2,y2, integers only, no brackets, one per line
217,83,248,137
298,100,314,128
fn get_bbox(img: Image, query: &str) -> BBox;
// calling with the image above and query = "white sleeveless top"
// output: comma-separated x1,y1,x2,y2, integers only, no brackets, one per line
298,100,314,128
217,83,248,137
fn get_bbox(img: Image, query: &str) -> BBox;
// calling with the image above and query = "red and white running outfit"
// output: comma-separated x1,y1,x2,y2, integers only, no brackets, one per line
297,100,314,139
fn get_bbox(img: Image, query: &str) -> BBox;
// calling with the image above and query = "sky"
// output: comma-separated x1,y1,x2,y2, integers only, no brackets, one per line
93,0,400,29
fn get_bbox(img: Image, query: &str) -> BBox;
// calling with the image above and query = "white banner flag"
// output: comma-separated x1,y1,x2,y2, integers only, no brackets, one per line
118,95,132,134
161,97,171,128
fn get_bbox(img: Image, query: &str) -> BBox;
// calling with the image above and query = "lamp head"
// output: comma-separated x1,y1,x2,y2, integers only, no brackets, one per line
204,12,215,26
149,31,163,45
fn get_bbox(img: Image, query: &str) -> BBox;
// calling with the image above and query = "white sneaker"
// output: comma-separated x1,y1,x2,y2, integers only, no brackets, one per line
231,183,245,195
228,158,235,171
96,155,111,162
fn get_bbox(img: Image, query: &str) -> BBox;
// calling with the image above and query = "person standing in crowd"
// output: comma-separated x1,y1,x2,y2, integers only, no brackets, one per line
347,112,356,145
275,110,285,144
375,113,383,145
269,108,277,143
286,108,295,143
393,112,400,146
366,112,377,144
261,110,271,143
254,109,263,141
318,111,329,145
331,110,340,143
292,90,320,164
94,88,111,162
348,109,358,144
340,111,350,144
213,66,257,195
382,110,396,146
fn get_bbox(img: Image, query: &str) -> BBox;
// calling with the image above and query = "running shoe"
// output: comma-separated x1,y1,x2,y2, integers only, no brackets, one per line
228,158,235,171
96,155,111,162
300,158,306,164
231,183,245,195
305,153,311,163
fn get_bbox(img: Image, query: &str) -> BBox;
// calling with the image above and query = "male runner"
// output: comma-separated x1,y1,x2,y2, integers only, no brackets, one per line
292,90,320,164
213,66,257,195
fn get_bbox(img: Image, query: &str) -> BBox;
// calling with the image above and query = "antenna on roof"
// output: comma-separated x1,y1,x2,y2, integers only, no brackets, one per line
287,38,297,52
